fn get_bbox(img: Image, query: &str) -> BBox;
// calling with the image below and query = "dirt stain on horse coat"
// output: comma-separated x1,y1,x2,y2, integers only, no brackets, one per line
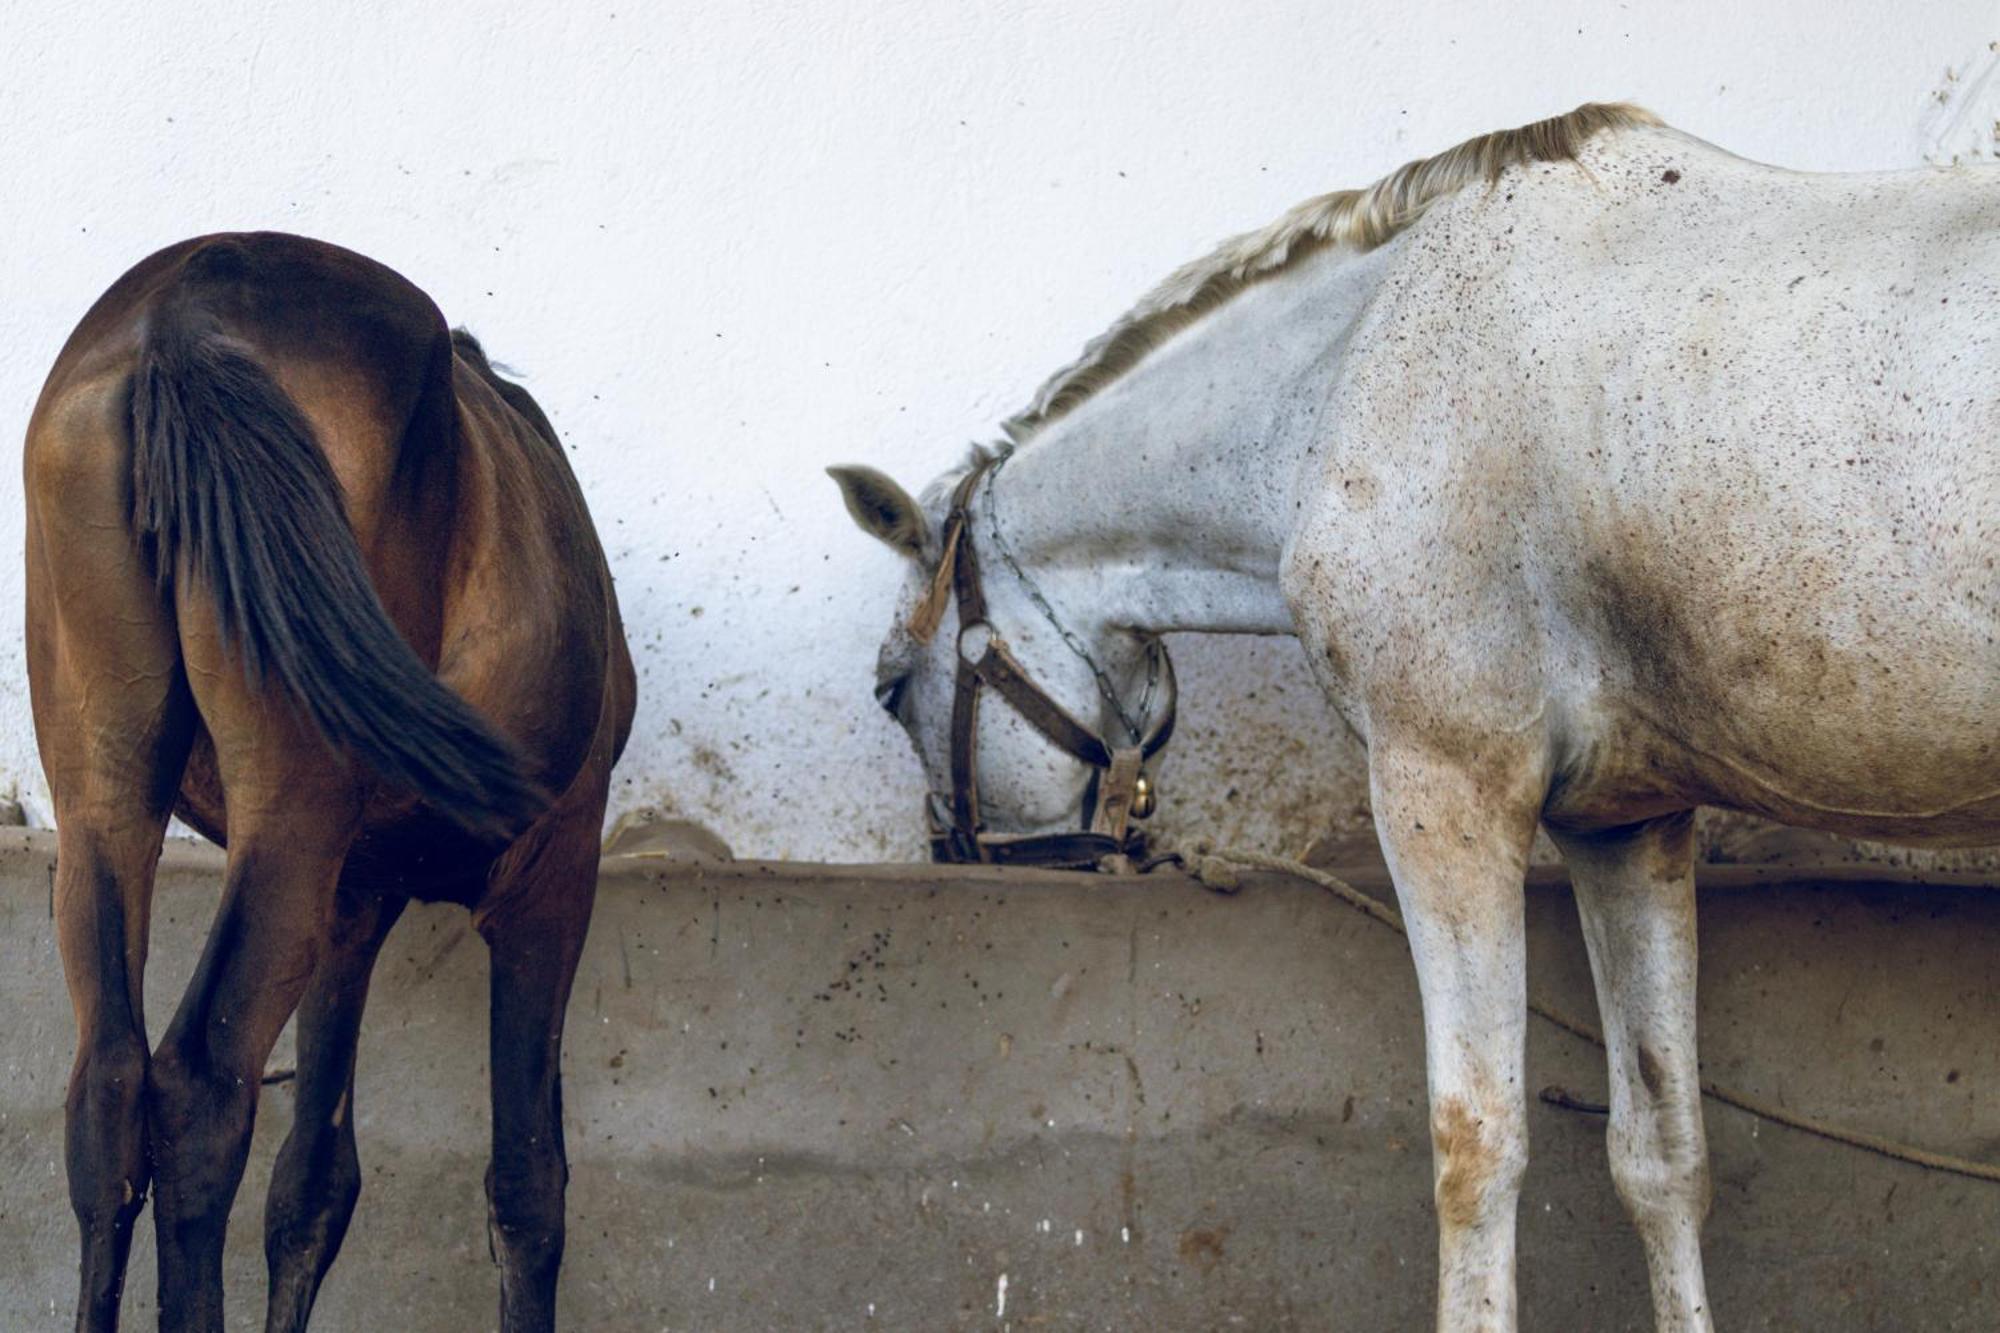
1431,1097,1501,1232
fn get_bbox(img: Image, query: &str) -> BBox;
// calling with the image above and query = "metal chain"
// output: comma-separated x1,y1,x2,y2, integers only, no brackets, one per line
980,454,1158,745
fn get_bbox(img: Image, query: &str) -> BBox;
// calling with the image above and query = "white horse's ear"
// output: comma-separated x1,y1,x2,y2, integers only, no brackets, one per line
827,465,929,559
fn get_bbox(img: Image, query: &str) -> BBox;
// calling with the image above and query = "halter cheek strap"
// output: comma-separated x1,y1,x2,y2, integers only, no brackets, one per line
915,462,1177,871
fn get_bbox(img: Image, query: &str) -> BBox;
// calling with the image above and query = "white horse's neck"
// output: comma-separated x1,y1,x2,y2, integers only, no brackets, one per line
981,240,1396,638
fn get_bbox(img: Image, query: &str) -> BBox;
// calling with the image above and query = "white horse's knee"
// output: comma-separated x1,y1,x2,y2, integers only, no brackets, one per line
1431,1095,1528,1231
1606,1115,1711,1227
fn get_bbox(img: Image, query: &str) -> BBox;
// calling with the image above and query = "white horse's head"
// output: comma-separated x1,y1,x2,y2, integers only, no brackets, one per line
829,457,1174,865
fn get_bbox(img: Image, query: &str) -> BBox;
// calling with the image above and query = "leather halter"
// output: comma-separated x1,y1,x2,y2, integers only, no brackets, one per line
913,463,1177,870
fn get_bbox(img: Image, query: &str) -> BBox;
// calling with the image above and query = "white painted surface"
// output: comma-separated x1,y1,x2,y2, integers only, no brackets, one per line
2,1,1996,859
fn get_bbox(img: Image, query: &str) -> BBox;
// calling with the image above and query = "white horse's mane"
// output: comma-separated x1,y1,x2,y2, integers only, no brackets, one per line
997,101,1661,445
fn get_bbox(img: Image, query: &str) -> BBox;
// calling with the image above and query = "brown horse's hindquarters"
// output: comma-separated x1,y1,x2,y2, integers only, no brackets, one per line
130,298,544,838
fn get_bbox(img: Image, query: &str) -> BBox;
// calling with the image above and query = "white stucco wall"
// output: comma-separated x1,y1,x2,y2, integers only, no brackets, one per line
5,2,1999,860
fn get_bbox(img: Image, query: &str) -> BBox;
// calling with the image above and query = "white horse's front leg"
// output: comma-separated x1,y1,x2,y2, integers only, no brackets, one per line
1370,740,1545,1333
1550,815,1714,1332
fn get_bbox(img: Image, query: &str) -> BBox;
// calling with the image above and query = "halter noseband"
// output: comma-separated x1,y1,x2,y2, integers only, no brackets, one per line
912,462,1177,871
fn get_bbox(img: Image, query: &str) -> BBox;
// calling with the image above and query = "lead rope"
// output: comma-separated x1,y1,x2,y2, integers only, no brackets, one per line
1176,842,2000,1185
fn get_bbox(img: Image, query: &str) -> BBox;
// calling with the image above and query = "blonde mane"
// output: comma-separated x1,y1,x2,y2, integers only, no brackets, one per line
1004,101,1661,440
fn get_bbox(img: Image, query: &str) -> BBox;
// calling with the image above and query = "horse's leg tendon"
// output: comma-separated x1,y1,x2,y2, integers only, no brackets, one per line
262,881,405,1332
1550,814,1714,1332
148,813,354,1333
1369,737,1545,1333
479,826,599,1333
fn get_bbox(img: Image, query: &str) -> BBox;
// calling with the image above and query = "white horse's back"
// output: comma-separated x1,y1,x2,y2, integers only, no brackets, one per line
1336,125,2000,839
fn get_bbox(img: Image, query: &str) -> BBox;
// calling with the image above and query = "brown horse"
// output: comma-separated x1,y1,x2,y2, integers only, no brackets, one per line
24,232,636,1332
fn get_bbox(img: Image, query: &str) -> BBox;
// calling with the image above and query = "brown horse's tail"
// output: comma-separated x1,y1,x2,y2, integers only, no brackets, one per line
129,300,544,838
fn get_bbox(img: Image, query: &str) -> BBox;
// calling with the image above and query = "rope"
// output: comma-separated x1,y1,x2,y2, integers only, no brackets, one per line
1178,844,2000,1185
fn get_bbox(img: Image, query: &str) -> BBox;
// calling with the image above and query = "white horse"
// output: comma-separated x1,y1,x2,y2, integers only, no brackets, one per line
831,102,2000,1330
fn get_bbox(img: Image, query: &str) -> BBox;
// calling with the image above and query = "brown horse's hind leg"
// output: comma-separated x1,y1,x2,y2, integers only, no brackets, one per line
262,880,405,1332
145,719,359,1333
26,374,198,1332
478,818,601,1333
54,821,184,1333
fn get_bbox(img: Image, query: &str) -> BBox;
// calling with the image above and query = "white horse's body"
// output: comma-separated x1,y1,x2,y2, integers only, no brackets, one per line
834,107,2000,1330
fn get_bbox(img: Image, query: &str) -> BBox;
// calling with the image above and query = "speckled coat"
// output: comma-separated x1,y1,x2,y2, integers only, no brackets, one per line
835,110,2000,1332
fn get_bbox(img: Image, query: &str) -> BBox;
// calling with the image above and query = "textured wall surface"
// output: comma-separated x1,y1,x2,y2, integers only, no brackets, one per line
5,2,2000,859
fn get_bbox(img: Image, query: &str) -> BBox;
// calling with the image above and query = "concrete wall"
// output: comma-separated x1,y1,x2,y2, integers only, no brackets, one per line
3,832,1998,1329
8,3,2000,859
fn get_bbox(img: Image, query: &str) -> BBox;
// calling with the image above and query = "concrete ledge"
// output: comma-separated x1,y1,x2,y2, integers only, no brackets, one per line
2,830,1997,1329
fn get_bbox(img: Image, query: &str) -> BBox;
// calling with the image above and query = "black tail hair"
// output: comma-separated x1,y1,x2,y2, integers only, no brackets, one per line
130,302,544,838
